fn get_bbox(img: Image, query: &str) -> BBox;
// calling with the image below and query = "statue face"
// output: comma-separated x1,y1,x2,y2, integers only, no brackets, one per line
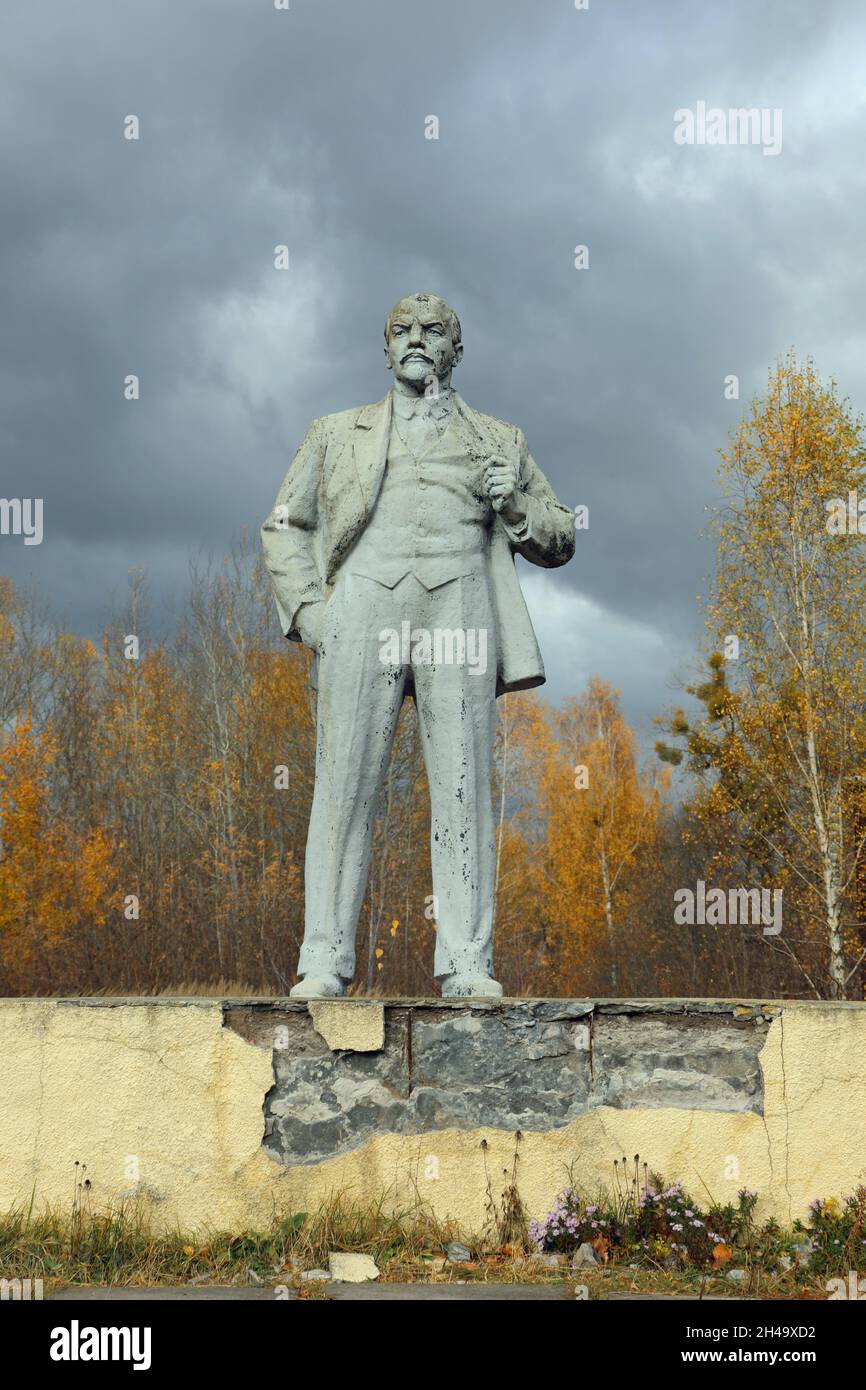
384,296,462,391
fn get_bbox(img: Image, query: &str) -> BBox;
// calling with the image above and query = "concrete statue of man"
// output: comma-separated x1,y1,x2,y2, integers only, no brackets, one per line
262,294,575,999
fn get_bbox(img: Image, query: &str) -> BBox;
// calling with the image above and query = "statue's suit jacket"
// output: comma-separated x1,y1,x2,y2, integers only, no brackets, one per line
261,391,576,697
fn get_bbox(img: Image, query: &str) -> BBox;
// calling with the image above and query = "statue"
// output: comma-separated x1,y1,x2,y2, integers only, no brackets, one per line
262,294,575,998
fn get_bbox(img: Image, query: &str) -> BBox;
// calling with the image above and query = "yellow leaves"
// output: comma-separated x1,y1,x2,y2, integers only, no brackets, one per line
533,679,663,992
389,919,399,937
718,355,866,517
0,718,120,975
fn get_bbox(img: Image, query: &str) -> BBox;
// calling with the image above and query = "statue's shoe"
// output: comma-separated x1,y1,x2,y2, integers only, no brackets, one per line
289,974,346,1000
440,974,503,999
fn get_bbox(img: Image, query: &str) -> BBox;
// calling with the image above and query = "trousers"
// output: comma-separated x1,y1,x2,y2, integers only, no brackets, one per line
298,567,498,982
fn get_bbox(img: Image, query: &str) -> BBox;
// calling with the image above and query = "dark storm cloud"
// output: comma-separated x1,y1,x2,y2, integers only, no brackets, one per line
2,0,865,734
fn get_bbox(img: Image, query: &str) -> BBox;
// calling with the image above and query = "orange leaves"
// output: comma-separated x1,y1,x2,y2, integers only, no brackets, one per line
534,680,664,994
591,1234,611,1263
0,717,119,977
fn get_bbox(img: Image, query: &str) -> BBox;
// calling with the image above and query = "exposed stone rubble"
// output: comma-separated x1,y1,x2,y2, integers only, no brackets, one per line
222,999,772,1167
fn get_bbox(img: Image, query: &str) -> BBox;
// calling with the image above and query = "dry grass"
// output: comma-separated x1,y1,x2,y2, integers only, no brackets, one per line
0,1194,831,1298
155,981,264,997
0,1191,463,1290
29,981,268,998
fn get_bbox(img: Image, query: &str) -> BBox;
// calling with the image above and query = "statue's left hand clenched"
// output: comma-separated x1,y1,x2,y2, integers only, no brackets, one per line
483,456,526,527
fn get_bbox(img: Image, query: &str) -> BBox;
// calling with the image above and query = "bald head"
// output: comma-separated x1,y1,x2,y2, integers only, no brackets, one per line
383,293,463,395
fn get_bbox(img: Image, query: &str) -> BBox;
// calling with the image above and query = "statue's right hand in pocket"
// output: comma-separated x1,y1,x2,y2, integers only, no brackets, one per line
295,600,327,653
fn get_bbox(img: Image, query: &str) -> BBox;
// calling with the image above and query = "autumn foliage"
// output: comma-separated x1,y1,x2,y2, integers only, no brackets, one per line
1,355,865,998
0,716,117,971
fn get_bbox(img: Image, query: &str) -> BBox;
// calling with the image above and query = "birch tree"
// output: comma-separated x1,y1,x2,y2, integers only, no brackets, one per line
663,355,866,998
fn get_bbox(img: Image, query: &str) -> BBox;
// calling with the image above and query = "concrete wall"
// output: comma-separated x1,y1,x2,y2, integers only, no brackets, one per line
0,997,863,1235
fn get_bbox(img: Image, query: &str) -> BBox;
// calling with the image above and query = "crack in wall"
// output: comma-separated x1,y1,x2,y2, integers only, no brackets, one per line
779,1012,792,1225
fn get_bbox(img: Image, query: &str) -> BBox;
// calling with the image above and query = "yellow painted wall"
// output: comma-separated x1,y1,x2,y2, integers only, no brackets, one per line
0,999,863,1235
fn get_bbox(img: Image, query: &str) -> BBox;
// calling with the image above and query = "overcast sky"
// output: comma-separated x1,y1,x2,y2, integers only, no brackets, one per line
2,0,866,741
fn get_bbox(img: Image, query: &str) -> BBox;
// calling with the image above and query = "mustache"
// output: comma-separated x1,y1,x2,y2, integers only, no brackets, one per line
401,351,433,364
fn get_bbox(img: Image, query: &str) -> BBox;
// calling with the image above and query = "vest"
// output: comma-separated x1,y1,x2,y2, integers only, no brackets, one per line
345,413,492,590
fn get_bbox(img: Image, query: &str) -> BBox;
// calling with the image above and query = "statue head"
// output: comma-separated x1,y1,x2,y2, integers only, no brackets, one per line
383,293,463,393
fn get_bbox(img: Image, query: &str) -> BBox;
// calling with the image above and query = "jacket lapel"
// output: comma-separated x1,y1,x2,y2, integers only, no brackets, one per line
454,392,517,456
452,392,521,553
351,393,392,514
